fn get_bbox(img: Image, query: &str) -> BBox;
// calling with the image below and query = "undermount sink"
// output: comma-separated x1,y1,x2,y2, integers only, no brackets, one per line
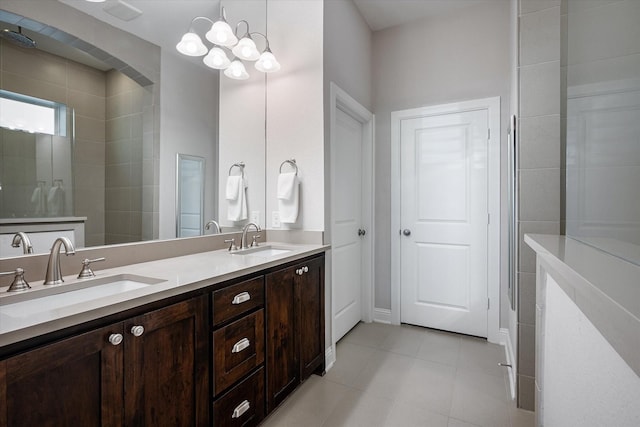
233,245,292,258
0,274,165,318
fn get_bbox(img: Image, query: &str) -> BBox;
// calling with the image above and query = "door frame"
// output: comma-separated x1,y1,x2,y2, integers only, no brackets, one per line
390,97,501,343
329,82,375,349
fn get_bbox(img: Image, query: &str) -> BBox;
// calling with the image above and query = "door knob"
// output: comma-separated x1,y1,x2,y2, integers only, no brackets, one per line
402,229,411,236
358,229,366,236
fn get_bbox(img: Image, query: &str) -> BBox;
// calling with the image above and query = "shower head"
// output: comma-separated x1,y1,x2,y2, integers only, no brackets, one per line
1,27,36,49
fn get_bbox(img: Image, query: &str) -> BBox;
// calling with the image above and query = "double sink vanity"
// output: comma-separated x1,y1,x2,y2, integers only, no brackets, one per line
0,236,327,426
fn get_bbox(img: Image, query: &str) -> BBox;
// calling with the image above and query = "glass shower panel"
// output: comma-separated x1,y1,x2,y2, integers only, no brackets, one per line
565,0,640,265
0,108,74,219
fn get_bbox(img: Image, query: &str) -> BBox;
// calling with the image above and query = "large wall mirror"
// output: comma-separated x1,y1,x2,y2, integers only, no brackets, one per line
0,0,267,257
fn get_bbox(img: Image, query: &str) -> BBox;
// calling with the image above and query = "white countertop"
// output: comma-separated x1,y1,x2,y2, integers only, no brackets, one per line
525,234,640,376
0,242,328,348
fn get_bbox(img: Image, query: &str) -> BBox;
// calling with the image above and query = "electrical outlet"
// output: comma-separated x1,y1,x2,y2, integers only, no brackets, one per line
250,211,260,225
271,211,281,228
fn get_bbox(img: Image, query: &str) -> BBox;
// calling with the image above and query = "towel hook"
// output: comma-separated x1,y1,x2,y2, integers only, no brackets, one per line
228,162,245,178
279,159,298,175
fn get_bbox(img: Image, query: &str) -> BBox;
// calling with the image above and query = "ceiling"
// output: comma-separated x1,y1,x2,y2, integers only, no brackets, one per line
3,0,505,68
352,0,504,32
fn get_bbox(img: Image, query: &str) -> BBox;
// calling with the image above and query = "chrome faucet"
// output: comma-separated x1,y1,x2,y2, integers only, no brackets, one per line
205,220,221,234
240,222,261,249
44,237,76,285
11,232,34,254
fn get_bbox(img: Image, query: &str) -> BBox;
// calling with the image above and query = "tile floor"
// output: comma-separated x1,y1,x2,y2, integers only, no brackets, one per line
262,322,534,427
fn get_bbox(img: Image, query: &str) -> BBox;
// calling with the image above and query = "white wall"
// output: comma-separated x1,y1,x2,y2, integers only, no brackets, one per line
159,53,218,239
542,275,640,426
265,0,324,231
371,3,511,313
323,0,372,242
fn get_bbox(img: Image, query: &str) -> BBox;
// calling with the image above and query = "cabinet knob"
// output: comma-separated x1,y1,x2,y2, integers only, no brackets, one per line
303,266,309,273
130,325,145,337
108,333,123,346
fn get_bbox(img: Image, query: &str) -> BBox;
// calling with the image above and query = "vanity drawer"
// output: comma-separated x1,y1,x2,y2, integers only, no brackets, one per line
213,277,264,325
213,309,265,395
213,366,265,427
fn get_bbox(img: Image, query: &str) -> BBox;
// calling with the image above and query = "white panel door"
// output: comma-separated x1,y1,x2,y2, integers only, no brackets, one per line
400,109,488,337
333,107,364,342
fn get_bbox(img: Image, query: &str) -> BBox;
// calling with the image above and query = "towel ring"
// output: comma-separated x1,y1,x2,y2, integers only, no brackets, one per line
228,162,245,177
279,159,298,175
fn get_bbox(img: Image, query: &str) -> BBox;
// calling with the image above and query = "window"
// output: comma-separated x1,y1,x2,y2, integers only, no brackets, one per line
0,90,68,136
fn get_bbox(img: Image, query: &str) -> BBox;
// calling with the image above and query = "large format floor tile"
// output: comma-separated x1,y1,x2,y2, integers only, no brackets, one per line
263,322,534,427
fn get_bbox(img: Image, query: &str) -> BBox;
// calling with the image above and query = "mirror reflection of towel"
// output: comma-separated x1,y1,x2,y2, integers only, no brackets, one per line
227,176,248,221
47,186,64,216
31,187,45,216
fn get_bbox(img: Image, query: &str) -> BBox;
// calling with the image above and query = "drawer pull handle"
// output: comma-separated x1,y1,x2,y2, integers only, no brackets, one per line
232,292,251,305
232,338,250,353
232,400,251,419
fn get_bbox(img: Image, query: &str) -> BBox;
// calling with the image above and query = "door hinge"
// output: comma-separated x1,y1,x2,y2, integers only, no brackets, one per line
487,213,490,225
487,298,490,310
488,128,491,140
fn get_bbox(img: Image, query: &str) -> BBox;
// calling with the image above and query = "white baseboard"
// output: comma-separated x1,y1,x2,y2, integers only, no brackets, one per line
373,308,392,324
325,345,336,372
499,327,517,400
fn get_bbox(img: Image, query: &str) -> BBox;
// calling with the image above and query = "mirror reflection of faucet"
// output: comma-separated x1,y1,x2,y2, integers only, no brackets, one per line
205,220,221,234
11,232,34,254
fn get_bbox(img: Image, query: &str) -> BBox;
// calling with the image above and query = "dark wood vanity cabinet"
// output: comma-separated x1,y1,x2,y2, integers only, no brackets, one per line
0,252,325,427
0,295,209,427
265,256,325,413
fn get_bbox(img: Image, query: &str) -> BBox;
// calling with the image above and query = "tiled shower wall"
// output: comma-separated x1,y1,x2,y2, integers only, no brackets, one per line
517,0,562,410
104,70,146,244
0,39,106,245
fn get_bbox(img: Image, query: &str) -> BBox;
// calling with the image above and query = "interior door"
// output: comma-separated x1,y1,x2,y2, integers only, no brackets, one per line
400,109,489,337
332,107,364,342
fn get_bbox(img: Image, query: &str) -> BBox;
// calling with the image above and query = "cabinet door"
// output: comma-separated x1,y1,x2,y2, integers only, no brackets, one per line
124,296,208,427
297,256,325,380
0,323,124,427
265,267,299,413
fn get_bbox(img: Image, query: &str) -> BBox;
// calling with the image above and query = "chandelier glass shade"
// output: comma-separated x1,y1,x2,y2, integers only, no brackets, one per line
177,7,279,80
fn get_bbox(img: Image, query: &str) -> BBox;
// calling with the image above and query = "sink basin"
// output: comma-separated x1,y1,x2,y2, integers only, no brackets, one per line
0,274,165,318
233,245,292,258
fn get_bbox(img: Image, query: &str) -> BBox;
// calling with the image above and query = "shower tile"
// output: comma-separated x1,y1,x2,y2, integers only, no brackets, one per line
520,61,560,118
75,116,106,143
69,90,105,120
67,62,105,97
1,71,66,104
518,272,537,325
520,0,561,15
519,115,561,169
2,44,67,86
520,6,561,66
519,168,561,221
518,324,536,377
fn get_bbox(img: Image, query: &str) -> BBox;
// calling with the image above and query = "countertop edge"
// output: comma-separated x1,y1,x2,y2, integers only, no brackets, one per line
524,234,640,377
0,243,329,349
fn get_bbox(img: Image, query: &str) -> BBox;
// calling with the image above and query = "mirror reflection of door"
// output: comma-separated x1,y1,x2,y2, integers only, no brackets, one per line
176,154,205,238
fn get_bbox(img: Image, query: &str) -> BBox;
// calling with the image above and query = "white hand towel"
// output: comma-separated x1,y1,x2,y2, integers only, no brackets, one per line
277,172,297,200
278,180,299,223
226,175,242,201
227,178,248,222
